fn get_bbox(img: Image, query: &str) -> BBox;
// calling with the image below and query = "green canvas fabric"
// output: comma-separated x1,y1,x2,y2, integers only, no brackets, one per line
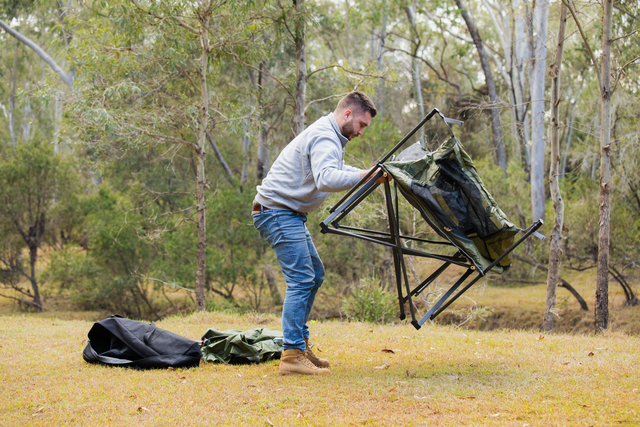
200,327,283,364
385,136,518,273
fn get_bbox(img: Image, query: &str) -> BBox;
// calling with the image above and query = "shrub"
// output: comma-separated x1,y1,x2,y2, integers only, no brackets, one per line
342,278,397,324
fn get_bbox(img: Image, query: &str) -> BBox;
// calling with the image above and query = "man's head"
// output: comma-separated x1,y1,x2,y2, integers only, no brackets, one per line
333,91,377,140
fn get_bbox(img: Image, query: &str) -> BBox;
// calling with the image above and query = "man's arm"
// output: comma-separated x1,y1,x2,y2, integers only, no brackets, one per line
343,163,361,173
310,140,361,192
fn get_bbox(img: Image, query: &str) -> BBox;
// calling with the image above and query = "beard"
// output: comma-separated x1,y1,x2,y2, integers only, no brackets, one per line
341,121,359,140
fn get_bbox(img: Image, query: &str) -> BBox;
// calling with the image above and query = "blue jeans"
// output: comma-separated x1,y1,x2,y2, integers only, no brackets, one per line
253,209,324,351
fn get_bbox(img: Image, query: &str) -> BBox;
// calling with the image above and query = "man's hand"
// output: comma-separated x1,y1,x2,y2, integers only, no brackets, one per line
360,167,392,184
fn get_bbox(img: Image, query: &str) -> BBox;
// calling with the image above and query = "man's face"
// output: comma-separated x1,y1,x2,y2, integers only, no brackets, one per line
341,109,372,140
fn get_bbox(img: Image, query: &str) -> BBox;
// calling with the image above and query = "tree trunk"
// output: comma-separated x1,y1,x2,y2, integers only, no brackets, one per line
293,0,307,136
530,0,549,222
195,17,210,312
404,3,425,144
376,0,387,120
22,87,31,142
455,0,507,173
24,212,46,312
241,119,250,186
28,245,43,312
344,0,351,64
560,77,584,178
512,0,529,165
595,0,613,332
9,38,18,148
480,0,521,157
256,62,270,180
609,266,638,306
543,3,567,332
53,90,64,153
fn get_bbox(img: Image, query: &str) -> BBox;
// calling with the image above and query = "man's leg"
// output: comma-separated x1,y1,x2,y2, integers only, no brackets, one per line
301,223,324,342
253,210,318,351
254,210,330,375
298,224,331,368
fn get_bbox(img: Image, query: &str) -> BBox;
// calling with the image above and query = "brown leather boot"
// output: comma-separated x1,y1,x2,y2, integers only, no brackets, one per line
304,338,330,368
279,349,330,375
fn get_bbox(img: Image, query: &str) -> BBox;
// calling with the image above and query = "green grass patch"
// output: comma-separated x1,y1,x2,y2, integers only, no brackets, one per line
1,312,639,425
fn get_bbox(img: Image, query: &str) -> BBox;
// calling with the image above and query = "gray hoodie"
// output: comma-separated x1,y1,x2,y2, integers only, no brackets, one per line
255,113,362,213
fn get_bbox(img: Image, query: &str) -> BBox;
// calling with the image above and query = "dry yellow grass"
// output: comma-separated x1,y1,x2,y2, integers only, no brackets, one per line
1,311,639,426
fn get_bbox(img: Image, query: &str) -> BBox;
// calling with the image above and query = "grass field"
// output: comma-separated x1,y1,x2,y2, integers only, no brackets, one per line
1,311,639,426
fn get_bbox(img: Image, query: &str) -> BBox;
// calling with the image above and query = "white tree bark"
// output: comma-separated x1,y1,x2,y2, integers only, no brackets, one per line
530,0,549,222
9,38,18,148
512,0,530,164
0,18,74,90
22,90,31,142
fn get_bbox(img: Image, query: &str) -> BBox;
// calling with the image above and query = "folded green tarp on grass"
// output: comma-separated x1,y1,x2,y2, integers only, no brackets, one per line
201,327,283,364
384,136,518,273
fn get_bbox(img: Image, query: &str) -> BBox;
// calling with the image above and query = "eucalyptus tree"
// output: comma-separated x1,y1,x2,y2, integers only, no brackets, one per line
472,0,530,165
455,0,506,173
529,0,549,223
70,0,260,311
403,0,426,144
0,0,73,152
560,0,640,331
0,140,79,311
544,2,568,332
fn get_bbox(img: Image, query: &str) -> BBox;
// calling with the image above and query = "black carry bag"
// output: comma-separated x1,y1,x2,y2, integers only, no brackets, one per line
83,315,202,369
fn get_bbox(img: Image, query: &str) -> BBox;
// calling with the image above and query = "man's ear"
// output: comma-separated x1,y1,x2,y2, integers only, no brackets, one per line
343,109,353,121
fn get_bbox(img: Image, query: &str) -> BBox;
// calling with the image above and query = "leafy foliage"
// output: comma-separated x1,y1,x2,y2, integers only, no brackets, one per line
342,277,398,324
0,0,639,324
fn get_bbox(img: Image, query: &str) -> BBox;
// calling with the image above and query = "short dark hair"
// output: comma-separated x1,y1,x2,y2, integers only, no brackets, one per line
336,91,377,118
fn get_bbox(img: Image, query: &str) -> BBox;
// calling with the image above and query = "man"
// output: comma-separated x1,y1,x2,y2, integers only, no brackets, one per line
253,91,382,375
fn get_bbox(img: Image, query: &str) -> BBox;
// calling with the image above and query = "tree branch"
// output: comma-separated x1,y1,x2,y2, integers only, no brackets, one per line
609,265,638,305
511,254,589,311
141,275,195,292
304,93,348,113
206,133,235,184
0,18,73,89
561,0,603,90
612,54,640,94
613,4,638,20
612,28,639,42
132,127,200,151
306,64,383,80
223,50,295,102
384,46,462,101
0,292,41,309
131,0,200,35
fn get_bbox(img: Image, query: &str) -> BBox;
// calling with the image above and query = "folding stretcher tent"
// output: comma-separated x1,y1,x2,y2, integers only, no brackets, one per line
321,109,544,330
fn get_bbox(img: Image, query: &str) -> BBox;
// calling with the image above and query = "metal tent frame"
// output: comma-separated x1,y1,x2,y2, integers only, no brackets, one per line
320,109,544,330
